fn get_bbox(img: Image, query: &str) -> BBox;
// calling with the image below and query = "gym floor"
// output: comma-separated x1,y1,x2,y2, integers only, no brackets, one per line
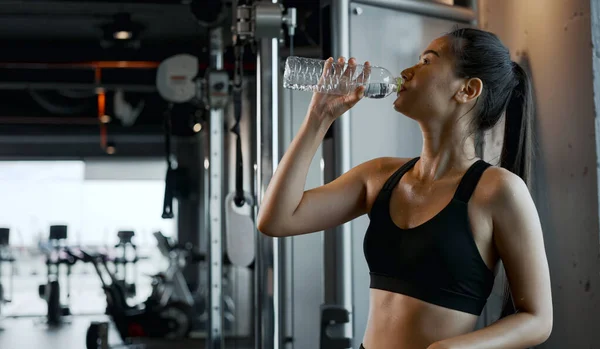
0,316,253,349
0,257,253,349
0,315,121,349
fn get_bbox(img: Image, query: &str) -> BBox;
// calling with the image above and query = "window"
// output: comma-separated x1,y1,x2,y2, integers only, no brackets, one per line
0,160,176,316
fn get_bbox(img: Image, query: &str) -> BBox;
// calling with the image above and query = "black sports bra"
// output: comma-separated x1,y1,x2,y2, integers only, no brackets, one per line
363,157,495,315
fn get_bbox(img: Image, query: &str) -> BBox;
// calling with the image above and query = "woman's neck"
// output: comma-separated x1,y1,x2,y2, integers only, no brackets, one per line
416,120,478,182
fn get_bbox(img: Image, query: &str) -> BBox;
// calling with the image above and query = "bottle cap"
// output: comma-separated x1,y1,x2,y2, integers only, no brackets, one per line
396,76,403,87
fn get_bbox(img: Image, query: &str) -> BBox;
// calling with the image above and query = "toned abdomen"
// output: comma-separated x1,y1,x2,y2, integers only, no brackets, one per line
361,289,479,349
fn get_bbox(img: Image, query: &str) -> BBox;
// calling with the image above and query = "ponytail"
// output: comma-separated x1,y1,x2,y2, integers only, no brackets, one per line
501,61,534,186
498,61,535,319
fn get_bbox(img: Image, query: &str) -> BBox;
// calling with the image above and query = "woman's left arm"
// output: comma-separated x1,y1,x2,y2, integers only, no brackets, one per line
429,170,553,349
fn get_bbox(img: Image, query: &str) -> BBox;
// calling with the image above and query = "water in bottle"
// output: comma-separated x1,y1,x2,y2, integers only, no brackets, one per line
283,56,402,99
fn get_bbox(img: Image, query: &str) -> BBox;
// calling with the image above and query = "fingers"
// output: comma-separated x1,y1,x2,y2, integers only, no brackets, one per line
332,56,345,80
343,57,357,80
316,57,368,107
319,57,334,86
360,61,372,84
341,85,366,109
355,84,366,99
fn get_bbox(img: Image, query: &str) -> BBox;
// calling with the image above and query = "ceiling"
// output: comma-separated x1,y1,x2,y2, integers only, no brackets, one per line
0,0,322,158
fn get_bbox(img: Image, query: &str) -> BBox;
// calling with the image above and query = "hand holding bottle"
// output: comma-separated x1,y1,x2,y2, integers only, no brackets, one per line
258,60,372,238
306,56,371,124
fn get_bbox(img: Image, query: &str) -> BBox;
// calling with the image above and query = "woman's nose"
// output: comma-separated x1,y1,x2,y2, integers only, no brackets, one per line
401,67,414,82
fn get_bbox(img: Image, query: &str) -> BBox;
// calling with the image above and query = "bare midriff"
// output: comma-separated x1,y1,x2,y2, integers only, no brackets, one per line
361,289,479,349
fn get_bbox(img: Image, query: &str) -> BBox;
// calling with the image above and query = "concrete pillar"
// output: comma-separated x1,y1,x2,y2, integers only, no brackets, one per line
479,0,600,347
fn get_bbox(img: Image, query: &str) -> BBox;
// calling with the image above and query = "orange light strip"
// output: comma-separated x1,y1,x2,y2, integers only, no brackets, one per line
0,61,160,69
96,68,107,149
0,61,257,70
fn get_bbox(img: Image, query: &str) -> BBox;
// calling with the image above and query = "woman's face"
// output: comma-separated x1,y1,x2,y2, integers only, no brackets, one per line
393,36,466,123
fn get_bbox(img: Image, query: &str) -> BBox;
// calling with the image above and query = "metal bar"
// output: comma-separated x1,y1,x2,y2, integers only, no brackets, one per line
0,82,156,92
0,61,160,69
352,0,476,23
0,116,98,125
330,0,354,343
254,28,283,349
0,1,190,14
199,122,211,345
469,0,478,26
208,26,224,349
255,38,275,349
268,2,285,345
0,61,257,71
272,35,286,349
0,134,162,142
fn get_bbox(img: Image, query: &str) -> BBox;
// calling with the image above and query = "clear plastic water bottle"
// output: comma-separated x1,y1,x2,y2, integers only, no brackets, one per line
283,56,402,99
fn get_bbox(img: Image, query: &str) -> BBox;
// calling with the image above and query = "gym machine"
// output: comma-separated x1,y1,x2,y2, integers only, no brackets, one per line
155,1,298,348
113,230,140,299
147,231,204,309
38,224,76,326
80,231,208,349
0,227,15,329
66,247,193,349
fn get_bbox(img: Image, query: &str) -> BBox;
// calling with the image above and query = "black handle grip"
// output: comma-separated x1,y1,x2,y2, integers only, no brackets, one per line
232,89,245,207
162,105,175,218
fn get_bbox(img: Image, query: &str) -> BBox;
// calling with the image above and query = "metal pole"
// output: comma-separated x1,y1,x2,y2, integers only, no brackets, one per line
352,0,476,23
330,0,354,343
469,0,478,26
254,12,282,349
208,26,224,349
0,82,157,92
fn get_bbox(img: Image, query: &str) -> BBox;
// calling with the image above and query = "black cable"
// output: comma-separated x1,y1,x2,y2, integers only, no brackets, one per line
161,104,175,219
231,45,246,207
163,104,173,169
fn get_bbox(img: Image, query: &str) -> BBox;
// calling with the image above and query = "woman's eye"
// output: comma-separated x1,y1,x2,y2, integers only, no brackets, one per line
423,58,430,65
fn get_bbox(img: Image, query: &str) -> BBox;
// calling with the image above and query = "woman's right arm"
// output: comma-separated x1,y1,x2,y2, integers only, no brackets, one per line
257,114,376,237
257,57,372,237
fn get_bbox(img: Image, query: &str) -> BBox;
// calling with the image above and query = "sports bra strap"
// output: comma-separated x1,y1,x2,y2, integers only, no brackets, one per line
379,157,491,203
382,157,420,191
453,160,491,203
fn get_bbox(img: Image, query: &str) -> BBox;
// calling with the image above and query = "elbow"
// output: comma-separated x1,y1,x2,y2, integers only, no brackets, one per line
256,211,281,237
257,222,278,237
539,316,553,343
532,312,553,344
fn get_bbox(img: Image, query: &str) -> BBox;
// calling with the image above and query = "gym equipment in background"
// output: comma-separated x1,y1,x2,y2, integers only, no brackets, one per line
113,230,139,299
319,304,352,349
38,225,76,326
0,228,15,330
149,232,241,335
66,248,193,348
147,232,204,308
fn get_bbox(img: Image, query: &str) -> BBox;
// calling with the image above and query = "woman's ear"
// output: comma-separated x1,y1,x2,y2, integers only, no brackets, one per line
454,77,483,104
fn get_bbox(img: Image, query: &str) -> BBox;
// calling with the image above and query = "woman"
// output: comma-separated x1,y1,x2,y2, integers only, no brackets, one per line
257,28,552,349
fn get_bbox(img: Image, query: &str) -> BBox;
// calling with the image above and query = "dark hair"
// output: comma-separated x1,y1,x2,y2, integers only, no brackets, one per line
447,27,535,320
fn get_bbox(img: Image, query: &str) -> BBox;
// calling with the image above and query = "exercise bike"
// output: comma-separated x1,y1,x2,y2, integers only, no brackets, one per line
149,232,240,333
146,232,205,309
65,248,193,349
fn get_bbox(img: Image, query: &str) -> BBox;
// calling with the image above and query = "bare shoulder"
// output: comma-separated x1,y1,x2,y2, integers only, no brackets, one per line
358,156,413,183
476,165,531,210
356,157,414,213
